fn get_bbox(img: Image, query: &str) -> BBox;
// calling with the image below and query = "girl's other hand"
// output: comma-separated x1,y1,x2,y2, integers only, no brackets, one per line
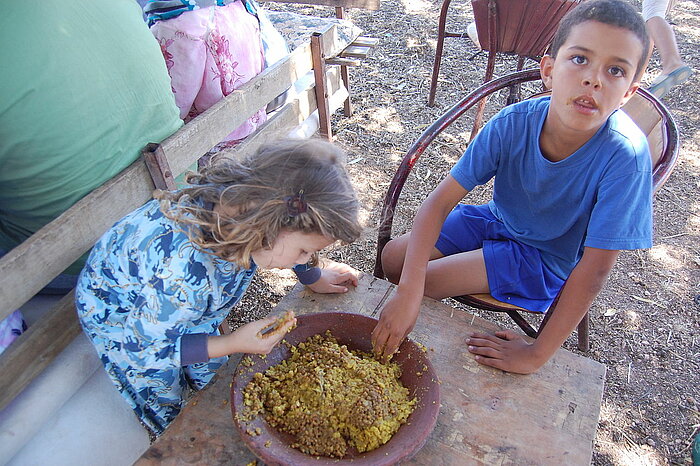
307,260,361,294
219,313,296,356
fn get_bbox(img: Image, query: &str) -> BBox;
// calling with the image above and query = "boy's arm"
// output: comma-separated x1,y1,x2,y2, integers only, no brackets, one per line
372,175,469,359
467,247,619,374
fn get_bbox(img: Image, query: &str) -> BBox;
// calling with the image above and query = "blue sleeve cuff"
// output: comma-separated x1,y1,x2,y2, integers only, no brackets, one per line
292,264,322,285
180,333,209,366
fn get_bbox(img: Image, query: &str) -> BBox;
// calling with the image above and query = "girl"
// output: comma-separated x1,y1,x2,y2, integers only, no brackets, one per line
75,138,363,436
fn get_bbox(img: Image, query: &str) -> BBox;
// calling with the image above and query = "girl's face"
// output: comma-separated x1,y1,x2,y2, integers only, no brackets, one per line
251,230,334,269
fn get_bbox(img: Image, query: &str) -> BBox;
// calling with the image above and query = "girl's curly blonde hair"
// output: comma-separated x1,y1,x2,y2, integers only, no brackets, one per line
156,138,362,267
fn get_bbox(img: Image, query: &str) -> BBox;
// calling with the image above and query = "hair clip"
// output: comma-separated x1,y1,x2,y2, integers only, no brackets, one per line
284,190,307,217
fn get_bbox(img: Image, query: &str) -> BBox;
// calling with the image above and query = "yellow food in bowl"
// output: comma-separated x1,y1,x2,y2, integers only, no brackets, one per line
242,331,416,458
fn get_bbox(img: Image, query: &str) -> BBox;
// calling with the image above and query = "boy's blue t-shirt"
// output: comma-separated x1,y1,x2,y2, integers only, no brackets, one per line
450,96,653,279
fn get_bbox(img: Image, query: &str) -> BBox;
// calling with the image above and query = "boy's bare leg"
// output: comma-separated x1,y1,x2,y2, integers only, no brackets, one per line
381,232,489,298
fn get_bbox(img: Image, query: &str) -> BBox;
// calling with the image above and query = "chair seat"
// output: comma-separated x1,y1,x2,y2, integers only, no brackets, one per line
454,294,541,338
459,293,531,312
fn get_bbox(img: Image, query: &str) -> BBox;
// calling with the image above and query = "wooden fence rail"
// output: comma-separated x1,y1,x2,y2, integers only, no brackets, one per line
0,22,353,411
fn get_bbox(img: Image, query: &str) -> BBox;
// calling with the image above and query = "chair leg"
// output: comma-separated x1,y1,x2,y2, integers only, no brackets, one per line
506,56,527,105
428,0,454,107
537,299,590,352
469,50,497,141
218,321,231,335
506,310,538,338
577,311,590,352
537,308,553,336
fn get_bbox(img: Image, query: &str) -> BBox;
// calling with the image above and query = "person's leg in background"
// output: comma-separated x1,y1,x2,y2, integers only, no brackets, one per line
642,0,693,97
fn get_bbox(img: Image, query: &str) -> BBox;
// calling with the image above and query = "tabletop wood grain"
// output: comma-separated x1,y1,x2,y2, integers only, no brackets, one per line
137,274,605,465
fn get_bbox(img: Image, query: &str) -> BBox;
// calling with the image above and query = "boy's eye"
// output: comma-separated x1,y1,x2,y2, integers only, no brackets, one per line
571,55,587,65
608,66,626,77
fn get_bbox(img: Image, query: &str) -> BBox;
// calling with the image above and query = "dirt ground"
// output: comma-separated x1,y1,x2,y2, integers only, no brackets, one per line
231,0,700,464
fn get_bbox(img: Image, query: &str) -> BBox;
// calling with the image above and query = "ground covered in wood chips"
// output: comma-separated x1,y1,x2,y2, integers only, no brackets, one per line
229,0,700,464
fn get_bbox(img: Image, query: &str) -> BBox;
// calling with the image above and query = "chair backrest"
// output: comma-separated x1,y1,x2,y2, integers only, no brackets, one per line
373,68,680,278
471,0,582,57
621,91,677,189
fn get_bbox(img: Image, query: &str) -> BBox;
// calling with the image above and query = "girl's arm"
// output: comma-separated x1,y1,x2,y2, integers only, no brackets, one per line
372,175,469,360
467,247,619,374
293,260,361,294
305,260,361,293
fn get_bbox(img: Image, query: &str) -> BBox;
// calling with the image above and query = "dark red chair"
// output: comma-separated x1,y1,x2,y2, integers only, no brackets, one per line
428,0,582,137
375,68,680,351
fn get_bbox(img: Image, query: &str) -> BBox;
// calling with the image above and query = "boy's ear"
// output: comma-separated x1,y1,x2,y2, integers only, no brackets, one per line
619,81,640,107
540,55,554,90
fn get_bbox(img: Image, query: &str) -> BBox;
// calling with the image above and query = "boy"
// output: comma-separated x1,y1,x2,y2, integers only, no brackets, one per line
372,0,652,374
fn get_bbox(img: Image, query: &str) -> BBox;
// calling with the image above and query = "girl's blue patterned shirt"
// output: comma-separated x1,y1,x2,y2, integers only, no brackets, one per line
76,199,256,370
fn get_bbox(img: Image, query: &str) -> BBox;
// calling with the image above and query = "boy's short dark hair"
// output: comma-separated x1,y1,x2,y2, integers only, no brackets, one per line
549,0,650,81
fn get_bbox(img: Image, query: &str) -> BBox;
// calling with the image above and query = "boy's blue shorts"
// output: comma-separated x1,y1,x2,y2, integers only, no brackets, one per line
435,204,565,313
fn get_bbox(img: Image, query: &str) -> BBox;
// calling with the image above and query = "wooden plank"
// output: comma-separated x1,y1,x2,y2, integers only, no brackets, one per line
340,44,371,58
142,143,177,191
0,160,156,321
263,0,380,10
219,66,347,161
350,36,380,47
311,32,332,140
402,304,603,465
139,275,605,465
326,56,361,66
0,291,81,411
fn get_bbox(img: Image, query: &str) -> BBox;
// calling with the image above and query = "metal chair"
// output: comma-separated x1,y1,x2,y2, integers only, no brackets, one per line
428,0,582,136
374,68,680,351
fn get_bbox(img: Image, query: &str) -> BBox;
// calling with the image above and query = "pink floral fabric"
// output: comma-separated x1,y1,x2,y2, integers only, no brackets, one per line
150,2,266,142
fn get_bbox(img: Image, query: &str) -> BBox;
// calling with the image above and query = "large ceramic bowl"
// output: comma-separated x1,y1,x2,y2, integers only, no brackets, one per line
231,312,440,465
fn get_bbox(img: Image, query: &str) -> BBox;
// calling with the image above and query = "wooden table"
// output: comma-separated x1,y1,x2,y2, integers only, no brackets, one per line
136,275,605,465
